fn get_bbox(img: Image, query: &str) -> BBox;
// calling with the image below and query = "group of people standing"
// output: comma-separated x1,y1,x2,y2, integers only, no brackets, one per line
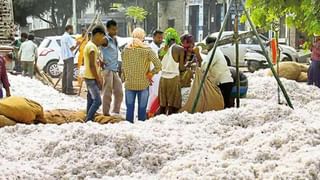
77,19,236,123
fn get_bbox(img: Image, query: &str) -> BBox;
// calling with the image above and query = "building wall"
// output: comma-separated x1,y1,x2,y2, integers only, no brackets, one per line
158,0,186,35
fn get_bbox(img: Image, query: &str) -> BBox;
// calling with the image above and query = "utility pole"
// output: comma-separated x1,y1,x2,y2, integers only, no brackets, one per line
72,0,77,32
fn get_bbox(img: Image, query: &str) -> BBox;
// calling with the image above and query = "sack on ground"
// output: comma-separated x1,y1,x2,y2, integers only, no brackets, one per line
94,115,124,124
267,62,309,82
0,115,16,127
180,68,224,113
0,96,44,124
297,72,308,82
43,109,86,124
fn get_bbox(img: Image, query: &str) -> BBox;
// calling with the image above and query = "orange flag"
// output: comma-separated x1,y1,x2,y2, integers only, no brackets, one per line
271,38,277,64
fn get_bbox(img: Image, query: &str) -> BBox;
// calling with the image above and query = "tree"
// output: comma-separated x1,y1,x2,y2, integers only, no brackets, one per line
244,0,320,36
124,6,148,35
13,0,91,33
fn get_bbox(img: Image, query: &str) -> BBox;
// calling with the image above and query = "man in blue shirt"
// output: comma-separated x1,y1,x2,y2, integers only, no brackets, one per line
101,20,123,116
61,25,78,95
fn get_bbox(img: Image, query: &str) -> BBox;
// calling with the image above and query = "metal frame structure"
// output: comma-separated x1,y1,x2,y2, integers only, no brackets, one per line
191,0,293,113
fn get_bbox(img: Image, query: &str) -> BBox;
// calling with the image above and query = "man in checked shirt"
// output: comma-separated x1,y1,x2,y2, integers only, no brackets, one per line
121,28,162,123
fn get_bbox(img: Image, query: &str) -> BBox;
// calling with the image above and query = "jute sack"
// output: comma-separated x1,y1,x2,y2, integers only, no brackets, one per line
180,69,193,88
267,62,309,82
0,96,44,124
43,109,86,124
0,115,16,127
180,68,224,113
297,72,308,82
95,115,124,124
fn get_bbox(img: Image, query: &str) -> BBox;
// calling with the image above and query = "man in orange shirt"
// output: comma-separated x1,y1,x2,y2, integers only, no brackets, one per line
76,28,89,67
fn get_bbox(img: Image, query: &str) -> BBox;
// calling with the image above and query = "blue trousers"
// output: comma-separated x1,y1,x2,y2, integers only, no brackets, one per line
85,79,102,122
308,60,320,88
125,88,149,123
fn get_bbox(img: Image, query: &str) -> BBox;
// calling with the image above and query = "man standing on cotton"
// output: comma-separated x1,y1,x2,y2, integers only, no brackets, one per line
18,34,38,78
101,20,123,116
83,26,106,122
147,30,163,115
61,25,78,95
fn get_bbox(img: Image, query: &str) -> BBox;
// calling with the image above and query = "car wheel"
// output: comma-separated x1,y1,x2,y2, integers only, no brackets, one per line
73,64,79,81
247,60,261,73
46,60,61,78
281,57,291,62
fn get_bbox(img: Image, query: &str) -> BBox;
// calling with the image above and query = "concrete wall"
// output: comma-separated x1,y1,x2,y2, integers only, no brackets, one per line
158,0,186,34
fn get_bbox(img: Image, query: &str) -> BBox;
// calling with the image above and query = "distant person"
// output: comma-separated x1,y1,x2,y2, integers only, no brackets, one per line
61,25,79,95
202,36,234,108
158,28,185,115
0,53,12,98
308,34,320,88
100,20,123,116
121,28,162,123
76,28,88,67
11,33,28,72
18,34,38,78
147,30,164,114
150,30,164,54
83,26,106,122
181,34,202,67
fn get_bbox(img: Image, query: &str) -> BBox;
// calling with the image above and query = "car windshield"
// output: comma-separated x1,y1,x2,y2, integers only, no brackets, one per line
39,38,51,48
56,40,61,47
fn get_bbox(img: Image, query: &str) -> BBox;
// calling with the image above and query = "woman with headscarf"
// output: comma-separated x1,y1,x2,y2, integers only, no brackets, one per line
158,28,186,115
121,28,162,123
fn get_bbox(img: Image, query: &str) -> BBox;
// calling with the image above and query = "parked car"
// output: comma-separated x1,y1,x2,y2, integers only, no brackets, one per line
244,48,289,72
37,36,79,79
202,31,300,69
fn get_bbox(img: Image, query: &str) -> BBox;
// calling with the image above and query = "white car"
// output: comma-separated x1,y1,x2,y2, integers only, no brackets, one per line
37,36,78,78
203,31,300,67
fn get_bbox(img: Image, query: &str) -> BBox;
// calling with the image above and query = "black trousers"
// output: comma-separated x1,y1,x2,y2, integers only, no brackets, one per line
218,82,234,108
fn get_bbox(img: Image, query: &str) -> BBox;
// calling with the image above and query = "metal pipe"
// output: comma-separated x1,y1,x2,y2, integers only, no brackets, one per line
240,0,293,109
234,1,240,108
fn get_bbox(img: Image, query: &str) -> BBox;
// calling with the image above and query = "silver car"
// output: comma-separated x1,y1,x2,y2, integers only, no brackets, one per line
204,31,300,68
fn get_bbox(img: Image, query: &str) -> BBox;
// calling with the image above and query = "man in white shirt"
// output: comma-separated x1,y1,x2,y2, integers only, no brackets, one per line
147,30,163,116
18,34,38,78
61,25,78,95
202,36,234,108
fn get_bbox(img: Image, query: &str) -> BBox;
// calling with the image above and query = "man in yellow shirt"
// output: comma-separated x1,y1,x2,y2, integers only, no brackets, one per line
83,26,106,122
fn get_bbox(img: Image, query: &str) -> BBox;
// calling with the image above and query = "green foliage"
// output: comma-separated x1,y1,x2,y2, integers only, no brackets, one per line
125,6,148,22
13,0,91,30
244,0,320,36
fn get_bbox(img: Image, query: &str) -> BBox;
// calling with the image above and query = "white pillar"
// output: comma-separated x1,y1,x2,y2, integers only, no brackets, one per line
198,0,204,41
72,0,77,32
185,1,189,34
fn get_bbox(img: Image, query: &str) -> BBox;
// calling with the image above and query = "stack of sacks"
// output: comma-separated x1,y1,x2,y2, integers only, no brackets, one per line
267,62,309,82
0,97,124,128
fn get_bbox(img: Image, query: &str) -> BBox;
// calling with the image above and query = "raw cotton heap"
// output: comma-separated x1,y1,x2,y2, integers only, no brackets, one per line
0,71,319,179
8,74,86,110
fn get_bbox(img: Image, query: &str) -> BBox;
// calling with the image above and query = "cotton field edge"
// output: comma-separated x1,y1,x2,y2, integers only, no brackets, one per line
0,72,320,179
